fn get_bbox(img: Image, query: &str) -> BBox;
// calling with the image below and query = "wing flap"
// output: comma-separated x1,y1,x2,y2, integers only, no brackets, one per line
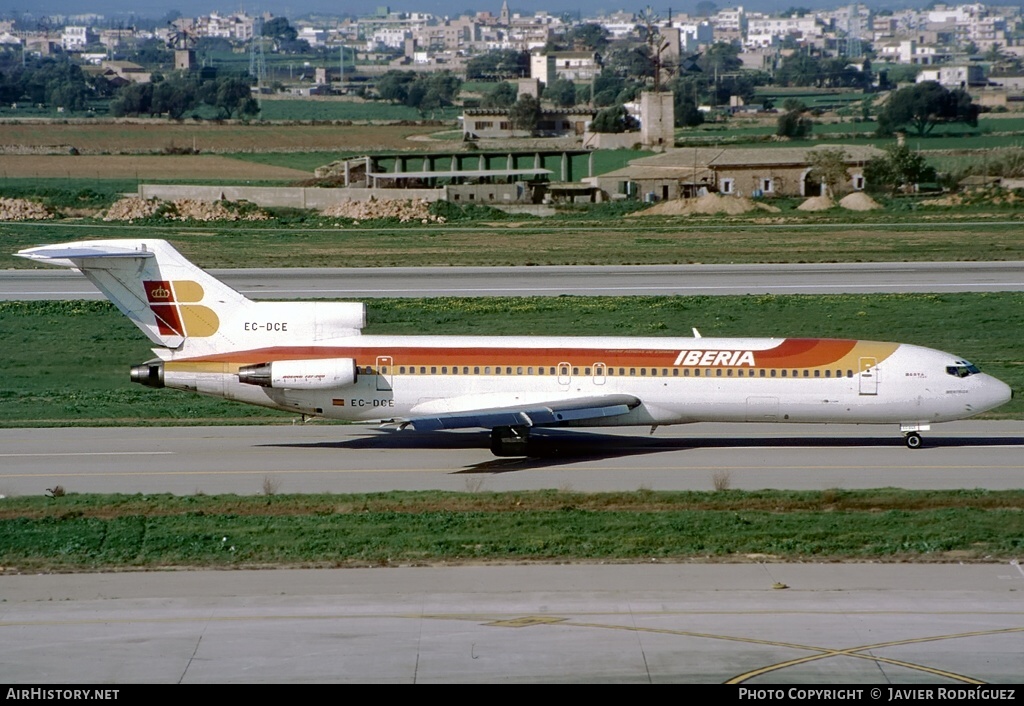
406,394,641,431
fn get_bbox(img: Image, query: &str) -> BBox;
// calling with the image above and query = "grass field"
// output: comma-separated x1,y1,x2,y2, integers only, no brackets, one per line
1,489,1021,570
256,99,461,122
4,214,1024,271
1,293,1020,427
0,122,445,154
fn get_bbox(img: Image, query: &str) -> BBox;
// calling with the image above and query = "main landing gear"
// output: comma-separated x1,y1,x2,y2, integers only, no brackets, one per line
903,431,923,449
491,425,530,456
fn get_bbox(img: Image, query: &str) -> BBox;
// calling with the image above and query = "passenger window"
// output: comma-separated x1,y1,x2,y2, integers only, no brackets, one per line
420,367,426,374
431,367,437,374
770,370,777,377
399,366,406,374
716,369,722,377
585,367,591,375
441,367,447,374
781,370,788,377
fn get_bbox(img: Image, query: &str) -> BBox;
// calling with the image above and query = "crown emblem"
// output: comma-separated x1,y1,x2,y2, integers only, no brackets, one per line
150,286,171,299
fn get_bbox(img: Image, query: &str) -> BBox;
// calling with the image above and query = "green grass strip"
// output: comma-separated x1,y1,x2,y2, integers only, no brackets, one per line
1,490,1021,570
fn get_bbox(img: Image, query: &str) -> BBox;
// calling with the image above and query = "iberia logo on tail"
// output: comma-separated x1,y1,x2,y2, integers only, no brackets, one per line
144,280,220,337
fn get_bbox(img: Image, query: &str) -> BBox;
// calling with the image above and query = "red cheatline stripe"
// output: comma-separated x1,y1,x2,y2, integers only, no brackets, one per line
179,339,869,368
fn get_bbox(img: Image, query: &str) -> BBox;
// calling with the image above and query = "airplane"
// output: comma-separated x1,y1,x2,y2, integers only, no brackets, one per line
17,238,1012,456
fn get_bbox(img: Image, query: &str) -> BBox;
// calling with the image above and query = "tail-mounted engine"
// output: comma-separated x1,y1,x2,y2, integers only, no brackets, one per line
237,358,358,390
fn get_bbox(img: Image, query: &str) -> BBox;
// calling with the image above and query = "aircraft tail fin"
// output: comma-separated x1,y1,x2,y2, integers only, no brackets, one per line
17,239,365,358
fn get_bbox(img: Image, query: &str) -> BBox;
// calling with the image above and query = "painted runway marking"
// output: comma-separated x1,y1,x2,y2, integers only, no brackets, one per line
536,618,1024,684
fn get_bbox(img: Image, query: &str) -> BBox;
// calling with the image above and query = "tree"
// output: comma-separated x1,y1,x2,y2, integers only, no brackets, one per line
674,95,704,127
376,70,415,104
509,94,541,135
110,82,154,116
775,54,824,87
376,70,461,113
782,97,807,112
863,143,936,194
566,23,608,52
151,76,197,119
262,17,297,43
544,77,576,108
466,49,529,80
876,81,979,137
777,110,813,138
481,82,517,108
697,42,742,74
806,148,850,197
590,104,639,133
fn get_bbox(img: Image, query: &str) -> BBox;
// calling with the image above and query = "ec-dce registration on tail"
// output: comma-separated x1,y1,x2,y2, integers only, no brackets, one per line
18,239,1011,456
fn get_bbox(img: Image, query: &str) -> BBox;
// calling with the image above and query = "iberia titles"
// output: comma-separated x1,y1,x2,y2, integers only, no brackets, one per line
674,350,756,367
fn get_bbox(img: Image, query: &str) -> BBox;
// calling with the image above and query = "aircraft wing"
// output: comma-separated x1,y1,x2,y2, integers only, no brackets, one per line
403,394,641,431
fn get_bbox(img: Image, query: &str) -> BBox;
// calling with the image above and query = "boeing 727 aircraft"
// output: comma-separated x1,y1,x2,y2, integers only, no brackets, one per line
18,239,1012,456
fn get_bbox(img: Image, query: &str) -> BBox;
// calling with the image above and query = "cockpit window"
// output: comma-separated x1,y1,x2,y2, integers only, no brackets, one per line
946,360,981,378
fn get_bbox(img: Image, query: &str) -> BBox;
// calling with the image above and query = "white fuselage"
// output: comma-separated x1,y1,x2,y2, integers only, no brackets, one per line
162,334,1012,430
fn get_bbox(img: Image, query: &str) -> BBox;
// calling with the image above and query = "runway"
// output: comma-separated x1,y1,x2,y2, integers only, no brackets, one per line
1,564,1022,683
3,261,1023,300
1,422,1021,496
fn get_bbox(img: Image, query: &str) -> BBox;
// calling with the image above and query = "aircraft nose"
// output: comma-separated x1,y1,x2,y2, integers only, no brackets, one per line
982,375,1012,411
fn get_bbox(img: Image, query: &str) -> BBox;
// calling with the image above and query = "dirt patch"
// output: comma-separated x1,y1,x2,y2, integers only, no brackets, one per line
0,155,311,180
839,192,882,211
0,121,443,154
102,197,271,222
321,198,445,223
797,195,834,211
630,193,781,216
0,197,52,220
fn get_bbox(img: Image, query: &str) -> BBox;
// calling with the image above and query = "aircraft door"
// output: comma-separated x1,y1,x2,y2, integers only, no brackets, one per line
858,357,878,395
593,362,606,385
376,355,393,391
557,361,571,388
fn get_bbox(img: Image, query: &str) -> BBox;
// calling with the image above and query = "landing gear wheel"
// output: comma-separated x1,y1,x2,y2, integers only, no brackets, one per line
904,432,923,449
490,425,530,456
